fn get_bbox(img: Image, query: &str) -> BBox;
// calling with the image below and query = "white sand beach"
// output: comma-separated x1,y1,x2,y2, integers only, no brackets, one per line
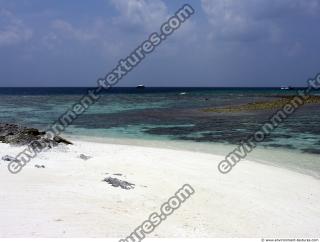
0,139,320,238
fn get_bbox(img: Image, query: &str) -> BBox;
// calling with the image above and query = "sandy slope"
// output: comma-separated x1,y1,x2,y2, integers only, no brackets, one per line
0,140,319,237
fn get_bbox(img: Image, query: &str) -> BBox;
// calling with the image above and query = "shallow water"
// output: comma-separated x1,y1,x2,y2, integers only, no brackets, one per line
0,87,319,175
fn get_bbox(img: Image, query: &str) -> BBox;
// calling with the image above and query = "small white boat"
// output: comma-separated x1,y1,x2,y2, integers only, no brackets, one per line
136,85,145,89
280,86,292,90
179,92,187,95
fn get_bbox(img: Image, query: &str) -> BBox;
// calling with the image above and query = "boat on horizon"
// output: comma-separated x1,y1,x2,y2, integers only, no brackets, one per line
280,86,293,90
136,85,145,89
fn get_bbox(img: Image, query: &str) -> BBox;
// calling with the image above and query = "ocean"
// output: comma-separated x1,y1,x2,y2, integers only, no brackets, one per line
0,87,319,176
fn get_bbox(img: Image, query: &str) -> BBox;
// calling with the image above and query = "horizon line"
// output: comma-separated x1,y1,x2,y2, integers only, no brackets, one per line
0,86,306,88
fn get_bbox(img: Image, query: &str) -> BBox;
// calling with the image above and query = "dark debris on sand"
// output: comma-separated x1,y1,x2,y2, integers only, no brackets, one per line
103,177,135,190
79,154,92,160
1,155,19,162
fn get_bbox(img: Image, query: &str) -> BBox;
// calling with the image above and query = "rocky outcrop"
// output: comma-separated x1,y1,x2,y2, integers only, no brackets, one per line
0,123,72,147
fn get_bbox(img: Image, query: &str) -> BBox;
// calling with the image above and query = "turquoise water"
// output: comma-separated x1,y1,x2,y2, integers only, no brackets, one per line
0,88,320,166
0,87,320,156
1,87,320,177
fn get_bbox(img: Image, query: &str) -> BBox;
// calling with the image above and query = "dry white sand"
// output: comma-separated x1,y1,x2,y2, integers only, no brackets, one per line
0,140,319,238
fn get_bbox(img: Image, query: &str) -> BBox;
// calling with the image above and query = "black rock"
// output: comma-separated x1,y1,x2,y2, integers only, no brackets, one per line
113,173,122,176
103,177,135,190
35,164,45,168
0,123,72,148
54,136,73,145
1,155,19,162
79,154,92,160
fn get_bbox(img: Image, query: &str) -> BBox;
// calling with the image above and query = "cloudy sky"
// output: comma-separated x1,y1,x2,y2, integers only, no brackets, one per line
0,0,320,87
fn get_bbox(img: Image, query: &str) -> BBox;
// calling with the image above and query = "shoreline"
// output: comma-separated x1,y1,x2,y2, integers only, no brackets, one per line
0,139,319,237
64,133,320,179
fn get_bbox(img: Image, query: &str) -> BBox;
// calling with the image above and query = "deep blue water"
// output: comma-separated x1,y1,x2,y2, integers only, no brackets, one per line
0,87,319,155
0,87,297,94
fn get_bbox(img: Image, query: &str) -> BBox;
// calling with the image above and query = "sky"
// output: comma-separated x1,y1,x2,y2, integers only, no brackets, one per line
0,0,320,87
